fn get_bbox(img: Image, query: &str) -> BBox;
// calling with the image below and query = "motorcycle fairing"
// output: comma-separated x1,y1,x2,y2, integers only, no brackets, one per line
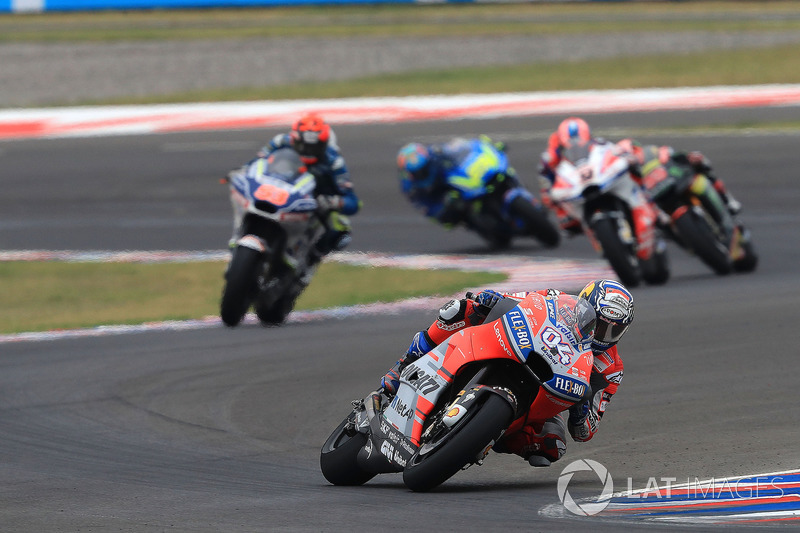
383,293,593,446
443,138,509,200
356,393,416,474
241,166,318,217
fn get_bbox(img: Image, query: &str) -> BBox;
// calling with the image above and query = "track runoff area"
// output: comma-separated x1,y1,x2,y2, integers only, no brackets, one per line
4,86,800,525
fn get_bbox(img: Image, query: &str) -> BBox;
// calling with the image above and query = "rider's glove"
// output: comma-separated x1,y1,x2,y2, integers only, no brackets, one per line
687,151,713,174
316,195,344,212
568,402,597,442
473,290,503,316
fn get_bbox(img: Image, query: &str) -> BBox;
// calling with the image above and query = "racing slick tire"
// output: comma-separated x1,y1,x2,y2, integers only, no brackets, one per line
220,245,263,327
508,196,561,248
320,412,376,486
673,208,733,275
591,216,642,288
402,394,513,492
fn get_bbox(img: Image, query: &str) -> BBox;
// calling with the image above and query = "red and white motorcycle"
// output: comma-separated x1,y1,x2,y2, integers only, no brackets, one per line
551,141,669,287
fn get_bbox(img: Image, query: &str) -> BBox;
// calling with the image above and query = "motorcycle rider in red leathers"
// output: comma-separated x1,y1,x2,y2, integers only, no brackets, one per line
381,279,633,467
537,117,595,235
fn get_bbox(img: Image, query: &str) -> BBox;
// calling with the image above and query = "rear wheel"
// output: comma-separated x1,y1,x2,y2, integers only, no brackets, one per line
508,196,561,248
255,294,292,326
220,246,263,327
402,394,513,492
673,209,732,275
591,216,642,287
320,412,376,486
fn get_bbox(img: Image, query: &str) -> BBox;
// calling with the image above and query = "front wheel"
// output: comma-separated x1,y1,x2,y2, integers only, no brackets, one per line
673,208,732,275
320,412,376,486
591,216,642,288
220,246,264,327
508,196,561,248
402,394,513,492
641,241,670,285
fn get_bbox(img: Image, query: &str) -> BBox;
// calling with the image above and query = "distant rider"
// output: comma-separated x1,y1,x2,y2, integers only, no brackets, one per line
380,279,633,467
396,135,514,236
537,117,607,235
616,138,742,215
247,113,361,260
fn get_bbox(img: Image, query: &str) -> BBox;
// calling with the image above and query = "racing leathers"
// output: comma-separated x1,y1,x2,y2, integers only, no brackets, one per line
401,136,512,231
537,129,586,235
380,289,624,467
621,142,741,215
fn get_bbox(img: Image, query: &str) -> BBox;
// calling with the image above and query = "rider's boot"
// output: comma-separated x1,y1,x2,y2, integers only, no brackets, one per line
493,415,567,467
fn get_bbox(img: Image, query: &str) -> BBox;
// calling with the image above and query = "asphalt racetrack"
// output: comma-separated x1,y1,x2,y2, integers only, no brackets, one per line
2,107,800,531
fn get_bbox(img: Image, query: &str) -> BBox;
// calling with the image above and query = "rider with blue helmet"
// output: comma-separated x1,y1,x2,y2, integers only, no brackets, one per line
396,136,514,232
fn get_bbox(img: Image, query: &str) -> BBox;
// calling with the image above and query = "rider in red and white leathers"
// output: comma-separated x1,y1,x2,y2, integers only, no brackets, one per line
537,117,595,235
380,279,634,467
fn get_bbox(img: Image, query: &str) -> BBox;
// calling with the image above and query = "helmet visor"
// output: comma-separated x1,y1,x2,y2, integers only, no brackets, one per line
572,297,596,343
595,316,629,345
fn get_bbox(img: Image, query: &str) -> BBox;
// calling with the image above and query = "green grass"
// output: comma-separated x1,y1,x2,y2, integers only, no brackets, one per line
0,261,506,334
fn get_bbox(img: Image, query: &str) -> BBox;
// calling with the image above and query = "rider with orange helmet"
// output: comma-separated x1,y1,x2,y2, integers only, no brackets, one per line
538,117,595,235
380,279,633,467
259,113,361,259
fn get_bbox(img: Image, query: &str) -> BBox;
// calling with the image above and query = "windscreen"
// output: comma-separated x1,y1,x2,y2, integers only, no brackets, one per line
265,148,305,182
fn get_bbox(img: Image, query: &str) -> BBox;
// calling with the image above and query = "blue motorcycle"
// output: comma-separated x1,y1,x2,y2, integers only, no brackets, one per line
403,138,560,249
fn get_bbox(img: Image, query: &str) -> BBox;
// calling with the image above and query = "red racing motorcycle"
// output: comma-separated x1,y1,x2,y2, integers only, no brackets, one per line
320,292,596,492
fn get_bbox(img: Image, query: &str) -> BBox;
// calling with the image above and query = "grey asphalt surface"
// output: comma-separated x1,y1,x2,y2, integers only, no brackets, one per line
2,107,800,531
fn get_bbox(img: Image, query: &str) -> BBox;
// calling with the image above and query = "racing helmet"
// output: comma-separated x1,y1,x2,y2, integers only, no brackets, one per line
290,113,331,164
578,279,635,352
557,117,592,149
396,142,431,183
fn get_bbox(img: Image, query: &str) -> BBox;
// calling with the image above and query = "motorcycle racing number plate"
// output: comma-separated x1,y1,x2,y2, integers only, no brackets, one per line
254,183,290,206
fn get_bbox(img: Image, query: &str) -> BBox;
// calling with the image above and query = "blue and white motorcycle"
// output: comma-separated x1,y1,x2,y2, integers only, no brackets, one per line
221,148,326,327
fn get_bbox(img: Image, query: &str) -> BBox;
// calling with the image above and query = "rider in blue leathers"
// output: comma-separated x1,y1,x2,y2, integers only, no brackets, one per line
257,113,361,259
396,136,514,238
